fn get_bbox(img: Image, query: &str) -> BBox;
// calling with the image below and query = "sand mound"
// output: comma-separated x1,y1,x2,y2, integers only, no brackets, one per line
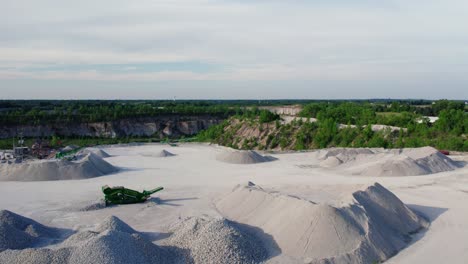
0,215,176,264
78,200,107,212
141,149,175,158
61,145,79,152
78,148,111,158
94,149,111,158
361,156,429,176
94,216,136,234
0,212,267,264
216,150,276,164
159,149,175,157
216,182,428,264
319,147,460,176
67,218,174,264
318,148,374,161
402,147,460,172
0,210,60,252
0,153,118,181
163,216,268,264
320,156,343,167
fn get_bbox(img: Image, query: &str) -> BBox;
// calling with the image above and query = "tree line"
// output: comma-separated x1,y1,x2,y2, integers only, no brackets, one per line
198,100,467,151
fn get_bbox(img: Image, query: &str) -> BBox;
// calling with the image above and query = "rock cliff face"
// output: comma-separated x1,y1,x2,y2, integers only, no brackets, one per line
0,115,224,139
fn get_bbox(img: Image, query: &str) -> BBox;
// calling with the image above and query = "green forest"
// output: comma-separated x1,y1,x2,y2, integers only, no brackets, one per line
197,100,467,151
0,99,456,125
0,99,466,151
0,100,238,125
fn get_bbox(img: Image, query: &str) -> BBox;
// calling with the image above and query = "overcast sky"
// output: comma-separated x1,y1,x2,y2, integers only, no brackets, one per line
1,0,467,99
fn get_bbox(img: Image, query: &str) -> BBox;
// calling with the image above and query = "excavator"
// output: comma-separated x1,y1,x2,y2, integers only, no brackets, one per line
102,185,164,205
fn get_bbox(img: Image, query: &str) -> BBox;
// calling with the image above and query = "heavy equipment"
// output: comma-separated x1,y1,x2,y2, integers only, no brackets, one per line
102,185,164,205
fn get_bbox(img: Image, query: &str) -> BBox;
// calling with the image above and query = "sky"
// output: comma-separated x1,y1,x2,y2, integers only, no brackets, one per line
1,0,467,100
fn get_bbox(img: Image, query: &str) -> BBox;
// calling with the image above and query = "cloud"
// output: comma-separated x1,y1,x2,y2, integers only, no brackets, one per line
0,0,467,98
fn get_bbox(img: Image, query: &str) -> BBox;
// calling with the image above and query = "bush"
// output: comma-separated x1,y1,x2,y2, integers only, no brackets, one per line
259,110,280,123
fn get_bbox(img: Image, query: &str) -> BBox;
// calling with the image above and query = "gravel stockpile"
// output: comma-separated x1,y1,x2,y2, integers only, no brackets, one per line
216,182,428,264
78,149,111,158
158,149,176,157
361,156,429,176
319,156,343,167
67,216,176,264
318,148,375,160
0,215,176,264
317,147,460,176
67,230,173,264
61,145,79,153
0,210,61,252
0,212,268,264
141,149,176,158
0,248,72,264
94,216,136,234
0,153,118,181
163,216,268,264
402,147,461,173
216,150,276,164
78,199,107,212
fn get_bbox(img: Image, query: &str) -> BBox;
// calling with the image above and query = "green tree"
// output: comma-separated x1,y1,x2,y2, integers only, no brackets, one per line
314,118,337,148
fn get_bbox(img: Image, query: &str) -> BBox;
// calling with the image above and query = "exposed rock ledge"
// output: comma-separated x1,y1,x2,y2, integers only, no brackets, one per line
0,115,224,139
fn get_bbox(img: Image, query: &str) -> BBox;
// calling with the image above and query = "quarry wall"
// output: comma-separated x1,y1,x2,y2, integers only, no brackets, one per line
0,115,224,139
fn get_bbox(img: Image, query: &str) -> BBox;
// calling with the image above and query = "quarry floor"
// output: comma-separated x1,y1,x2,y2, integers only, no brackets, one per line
0,143,467,263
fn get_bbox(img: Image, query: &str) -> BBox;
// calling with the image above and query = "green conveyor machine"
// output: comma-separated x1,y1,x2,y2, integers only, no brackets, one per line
102,185,164,205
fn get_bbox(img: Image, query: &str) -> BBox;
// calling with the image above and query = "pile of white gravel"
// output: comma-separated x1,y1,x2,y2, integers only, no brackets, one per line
216,150,276,164
77,199,107,212
216,182,428,264
0,213,271,264
318,148,375,160
60,145,79,153
317,147,460,176
0,215,176,264
0,211,268,264
66,216,175,264
162,216,268,264
0,152,118,181
0,248,72,264
141,149,176,158
0,210,61,252
78,148,111,158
